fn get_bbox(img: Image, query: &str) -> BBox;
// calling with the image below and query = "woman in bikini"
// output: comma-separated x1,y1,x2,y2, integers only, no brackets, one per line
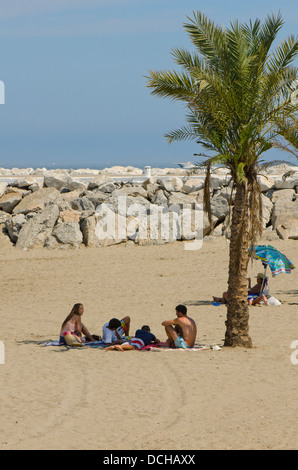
59,303,96,345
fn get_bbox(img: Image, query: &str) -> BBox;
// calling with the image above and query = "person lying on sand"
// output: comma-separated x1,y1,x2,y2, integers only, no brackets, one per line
213,273,269,305
60,303,96,345
162,304,197,349
105,325,160,351
102,316,131,346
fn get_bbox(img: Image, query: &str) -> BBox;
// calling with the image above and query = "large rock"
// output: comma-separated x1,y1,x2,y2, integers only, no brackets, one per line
81,215,100,247
157,177,183,192
0,182,8,197
270,189,295,204
0,210,11,224
5,214,27,242
105,194,150,217
274,171,298,189
262,164,298,175
16,204,60,249
0,190,23,213
143,183,159,201
261,194,273,228
271,199,298,230
44,173,87,192
257,175,275,192
87,175,109,190
150,189,168,206
97,182,117,193
183,178,205,193
82,192,109,210
134,204,179,245
58,210,81,223
112,185,148,198
209,175,226,191
70,196,94,212
52,222,83,247
12,187,60,214
210,194,229,221
12,176,42,189
168,192,198,208
94,205,127,246
44,173,71,191
276,219,298,240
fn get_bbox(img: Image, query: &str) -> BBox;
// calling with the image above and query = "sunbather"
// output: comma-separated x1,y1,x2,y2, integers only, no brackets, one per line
60,303,96,345
213,273,269,305
105,325,160,351
162,304,197,349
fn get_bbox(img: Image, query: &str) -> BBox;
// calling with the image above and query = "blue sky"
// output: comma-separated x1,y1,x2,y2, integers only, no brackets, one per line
0,0,297,169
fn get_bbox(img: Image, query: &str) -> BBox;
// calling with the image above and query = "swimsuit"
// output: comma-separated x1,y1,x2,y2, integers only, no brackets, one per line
129,338,145,350
174,336,191,349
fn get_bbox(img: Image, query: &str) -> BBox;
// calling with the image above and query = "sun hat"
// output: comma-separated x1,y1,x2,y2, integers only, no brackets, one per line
255,272,267,279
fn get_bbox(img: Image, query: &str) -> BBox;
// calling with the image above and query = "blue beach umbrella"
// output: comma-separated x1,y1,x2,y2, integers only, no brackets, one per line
248,245,295,277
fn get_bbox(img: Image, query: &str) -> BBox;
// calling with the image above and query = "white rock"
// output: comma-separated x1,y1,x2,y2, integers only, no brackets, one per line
257,175,275,192
157,177,183,192
16,204,60,249
183,178,205,193
0,182,8,198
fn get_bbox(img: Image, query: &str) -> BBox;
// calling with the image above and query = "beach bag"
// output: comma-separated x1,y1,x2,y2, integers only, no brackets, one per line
267,296,281,306
64,332,83,347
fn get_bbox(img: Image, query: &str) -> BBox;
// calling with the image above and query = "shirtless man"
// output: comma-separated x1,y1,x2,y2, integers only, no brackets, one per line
162,305,197,349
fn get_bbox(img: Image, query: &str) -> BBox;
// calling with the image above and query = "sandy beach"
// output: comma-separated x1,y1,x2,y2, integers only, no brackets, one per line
0,229,297,450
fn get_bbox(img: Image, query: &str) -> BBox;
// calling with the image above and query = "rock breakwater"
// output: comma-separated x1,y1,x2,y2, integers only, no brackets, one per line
0,164,297,249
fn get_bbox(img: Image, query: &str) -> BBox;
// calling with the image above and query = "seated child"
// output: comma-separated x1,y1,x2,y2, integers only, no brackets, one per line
102,316,131,345
105,325,160,351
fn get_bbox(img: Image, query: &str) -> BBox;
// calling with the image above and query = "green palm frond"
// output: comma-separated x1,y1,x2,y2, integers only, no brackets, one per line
145,70,196,102
268,35,298,72
183,11,227,67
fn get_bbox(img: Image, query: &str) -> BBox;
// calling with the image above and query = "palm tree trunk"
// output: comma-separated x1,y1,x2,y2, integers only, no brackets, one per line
224,182,252,348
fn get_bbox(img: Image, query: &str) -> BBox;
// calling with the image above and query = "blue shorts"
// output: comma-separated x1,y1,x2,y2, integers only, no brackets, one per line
174,336,191,349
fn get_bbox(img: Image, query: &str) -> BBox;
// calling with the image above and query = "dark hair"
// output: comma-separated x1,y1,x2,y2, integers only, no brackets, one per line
176,304,187,315
108,318,121,329
141,325,150,332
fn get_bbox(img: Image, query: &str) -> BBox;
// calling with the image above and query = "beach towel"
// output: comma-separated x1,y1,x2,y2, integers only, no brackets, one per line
41,340,220,351
42,340,106,348
140,342,214,352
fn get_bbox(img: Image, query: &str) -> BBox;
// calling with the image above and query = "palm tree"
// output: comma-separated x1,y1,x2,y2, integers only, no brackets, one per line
146,11,298,347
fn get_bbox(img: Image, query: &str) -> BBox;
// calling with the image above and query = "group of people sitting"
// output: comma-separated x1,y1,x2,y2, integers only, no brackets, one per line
213,273,269,305
59,303,198,350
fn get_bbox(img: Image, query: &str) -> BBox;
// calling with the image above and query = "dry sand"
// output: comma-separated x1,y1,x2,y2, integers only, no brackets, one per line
0,231,297,450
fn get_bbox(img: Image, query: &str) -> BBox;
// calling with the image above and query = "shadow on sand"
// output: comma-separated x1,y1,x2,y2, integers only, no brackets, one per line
183,299,225,307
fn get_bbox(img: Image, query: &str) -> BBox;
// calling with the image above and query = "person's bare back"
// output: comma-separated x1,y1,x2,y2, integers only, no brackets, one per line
175,315,197,347
162,304,197,348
